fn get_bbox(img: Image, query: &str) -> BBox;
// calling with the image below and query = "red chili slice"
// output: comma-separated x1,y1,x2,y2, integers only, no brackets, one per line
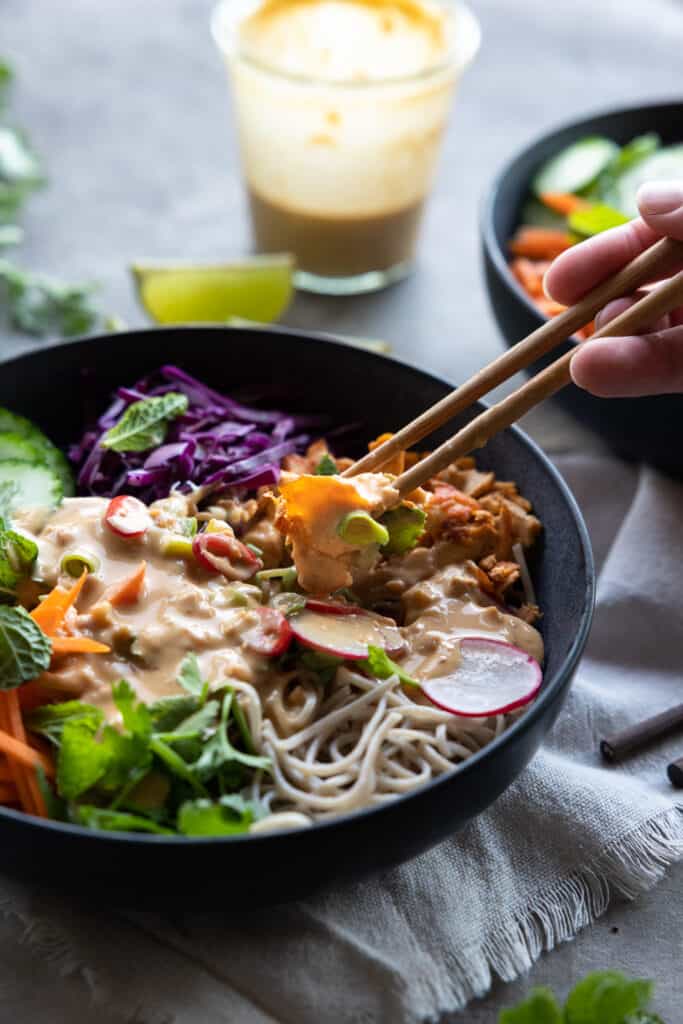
192,531,262,581
104,495,151,538
244,607,292,657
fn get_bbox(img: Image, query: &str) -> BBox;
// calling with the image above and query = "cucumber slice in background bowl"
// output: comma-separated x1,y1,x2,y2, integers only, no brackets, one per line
0,406,74,496
0,432,44,463
0,460,63,512
532,136,619,197
612,145,683,216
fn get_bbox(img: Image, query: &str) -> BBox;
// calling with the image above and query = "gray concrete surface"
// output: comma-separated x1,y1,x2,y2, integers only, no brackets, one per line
1,0,681,1019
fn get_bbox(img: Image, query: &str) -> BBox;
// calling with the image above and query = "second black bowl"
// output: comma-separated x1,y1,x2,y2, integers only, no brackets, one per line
482,100,683,477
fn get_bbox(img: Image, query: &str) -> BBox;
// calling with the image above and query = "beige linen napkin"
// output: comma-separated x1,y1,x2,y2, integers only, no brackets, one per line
0,454,681,1024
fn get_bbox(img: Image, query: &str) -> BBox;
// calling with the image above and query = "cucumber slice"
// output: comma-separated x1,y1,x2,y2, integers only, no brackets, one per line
0,407,74,496
612,145,683,217
532,136,619,198
0,461,63,512
0,432,44,463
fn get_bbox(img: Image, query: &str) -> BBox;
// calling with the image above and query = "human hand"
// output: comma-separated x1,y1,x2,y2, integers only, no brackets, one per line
544,181,683,397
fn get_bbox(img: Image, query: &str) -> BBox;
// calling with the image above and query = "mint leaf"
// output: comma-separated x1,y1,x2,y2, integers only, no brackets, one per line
314,453,338,475
379,504,426,555
565,972,653,1024
0,605,51,688
112,679,152,739
74,805,173,835
177,794,261,836
176,652,205,698
27,700,104,746
57,719,111,799
100,392,188,453
498,987,562,1023
0,523,37,598
361,645,418,687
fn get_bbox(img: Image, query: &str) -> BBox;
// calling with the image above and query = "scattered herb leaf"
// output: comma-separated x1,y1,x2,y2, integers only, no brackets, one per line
100,392,189,453
0,605,51,688
362,645,418,688
314,453,338,475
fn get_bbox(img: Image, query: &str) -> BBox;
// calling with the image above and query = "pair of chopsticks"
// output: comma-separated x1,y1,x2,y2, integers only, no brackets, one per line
601,704,683,788
343,236,683,497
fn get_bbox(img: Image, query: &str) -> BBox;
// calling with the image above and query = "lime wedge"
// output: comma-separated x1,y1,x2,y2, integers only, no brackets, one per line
131,255,294,325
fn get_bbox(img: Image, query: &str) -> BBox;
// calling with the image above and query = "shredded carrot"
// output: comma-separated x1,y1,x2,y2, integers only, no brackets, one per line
50,636,111,655
5,690,47,816
539,192,590,216
104,560,147,607
0,782,18,803
0,700,35,813
536,297,569,318
509,227,573,261
30,569,88,635
510,257,547,298
0,728,54,778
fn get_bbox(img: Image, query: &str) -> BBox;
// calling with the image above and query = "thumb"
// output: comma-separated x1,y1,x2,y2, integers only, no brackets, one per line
637,181,683,239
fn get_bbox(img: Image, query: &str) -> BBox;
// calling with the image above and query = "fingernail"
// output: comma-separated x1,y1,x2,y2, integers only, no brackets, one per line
638,181,683,215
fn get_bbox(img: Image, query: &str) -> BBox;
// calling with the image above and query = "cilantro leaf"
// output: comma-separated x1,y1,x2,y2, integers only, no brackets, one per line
177,794,262,836
74,805,174,835
27,700,104,746
148,693,201,732
194,690,270,781
0,605,51,688
176,652,206,698
149,736,206,795
361,645,418,688
379,504,426,555
112,679,152,739
565,972,654,1024
100,393,188,453
97,725,151,792
498,987,562,1024
0,259,100,337
314,453,338,475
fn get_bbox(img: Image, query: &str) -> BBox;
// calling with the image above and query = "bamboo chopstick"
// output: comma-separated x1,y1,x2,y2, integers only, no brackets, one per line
343,235,683,479
394,267,683,498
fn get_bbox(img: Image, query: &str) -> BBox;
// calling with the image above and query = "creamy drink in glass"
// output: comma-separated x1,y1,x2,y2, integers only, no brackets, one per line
212,0,480,295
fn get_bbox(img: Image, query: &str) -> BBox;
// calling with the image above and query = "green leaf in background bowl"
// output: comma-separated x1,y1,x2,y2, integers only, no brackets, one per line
498,987,562,1023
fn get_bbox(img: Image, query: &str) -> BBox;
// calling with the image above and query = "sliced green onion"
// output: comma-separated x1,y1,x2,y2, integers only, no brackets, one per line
255,566,297,591
60,549,100,577
160,534,194,559
224,587,250,607
337,511,389,547
246,542,263,558
271,592,306,616
180,516,198,537
314,453,338,476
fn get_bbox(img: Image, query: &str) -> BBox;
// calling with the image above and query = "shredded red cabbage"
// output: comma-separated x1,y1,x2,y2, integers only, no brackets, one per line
69,365,323,502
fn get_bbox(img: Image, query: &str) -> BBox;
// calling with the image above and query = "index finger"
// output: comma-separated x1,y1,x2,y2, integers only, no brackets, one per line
543,217,659,306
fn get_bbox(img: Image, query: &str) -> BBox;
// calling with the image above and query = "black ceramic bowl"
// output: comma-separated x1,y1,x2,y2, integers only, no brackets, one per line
0,327,594,908
482,100,683,477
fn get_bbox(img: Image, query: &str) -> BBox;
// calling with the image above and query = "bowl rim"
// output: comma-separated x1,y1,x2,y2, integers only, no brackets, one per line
0,325,596,847
480,98,683,332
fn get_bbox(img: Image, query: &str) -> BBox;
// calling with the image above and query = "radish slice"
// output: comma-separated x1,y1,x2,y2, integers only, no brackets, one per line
290,608,404,660
304,599,361,616
420,637,542,717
